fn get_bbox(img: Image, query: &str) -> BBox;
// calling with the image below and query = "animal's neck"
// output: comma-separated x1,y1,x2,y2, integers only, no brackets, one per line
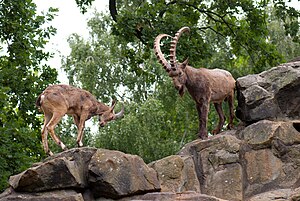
96,102,110,115
184,66,207,100
184,66,193,89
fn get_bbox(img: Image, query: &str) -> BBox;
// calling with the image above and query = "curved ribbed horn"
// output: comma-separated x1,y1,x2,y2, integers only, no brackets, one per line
169,27,190,68
114,104,124,119
154,34,172,72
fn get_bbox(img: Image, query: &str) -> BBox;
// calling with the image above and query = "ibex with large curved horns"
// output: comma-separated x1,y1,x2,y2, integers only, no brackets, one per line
154,27,235,139
36,84,124,155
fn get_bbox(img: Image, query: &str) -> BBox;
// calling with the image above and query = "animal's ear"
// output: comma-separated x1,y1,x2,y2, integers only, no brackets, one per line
111,100,117,110
182,58,189,69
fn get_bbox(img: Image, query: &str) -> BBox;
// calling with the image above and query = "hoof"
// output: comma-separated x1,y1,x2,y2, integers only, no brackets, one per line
77,141,83,147
227,123,234,130
198,134,208,140
47,151,54,156
211,129,220,135
60,142,67,151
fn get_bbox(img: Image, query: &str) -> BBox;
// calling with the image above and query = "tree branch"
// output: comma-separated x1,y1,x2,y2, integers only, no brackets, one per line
158,0,177,18
109,0,118,22
109,0,147,45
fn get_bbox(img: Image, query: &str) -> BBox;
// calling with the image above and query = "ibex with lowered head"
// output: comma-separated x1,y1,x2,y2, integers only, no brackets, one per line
36,84,124,155
154,27,235,139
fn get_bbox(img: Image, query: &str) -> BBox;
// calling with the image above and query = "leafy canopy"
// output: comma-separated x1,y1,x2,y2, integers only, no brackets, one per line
61,0,299,163
0,0,58,192
76,0,299,73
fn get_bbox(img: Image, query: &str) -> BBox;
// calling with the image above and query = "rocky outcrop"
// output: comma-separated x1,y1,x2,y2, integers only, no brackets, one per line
98,192,228,201
174,120,300,201
178,133,243,201
1,148,161,200
239,120,300,198
0,147,224,201
2,122,300,201
1,61,300,200
0,189,84,201
88,149,160,199
236,61,300,124
248,188,300,201
2,120,300,201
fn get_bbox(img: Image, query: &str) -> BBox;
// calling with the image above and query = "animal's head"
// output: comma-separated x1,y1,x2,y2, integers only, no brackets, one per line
169,59,189,97
154,27,190,97
99,100,124,127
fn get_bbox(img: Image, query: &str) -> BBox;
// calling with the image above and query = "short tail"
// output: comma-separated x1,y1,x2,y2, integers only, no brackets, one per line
35,94,42,109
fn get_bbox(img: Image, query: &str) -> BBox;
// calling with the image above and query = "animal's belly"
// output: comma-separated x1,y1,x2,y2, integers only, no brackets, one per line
210,79,235,102
210,93,230,103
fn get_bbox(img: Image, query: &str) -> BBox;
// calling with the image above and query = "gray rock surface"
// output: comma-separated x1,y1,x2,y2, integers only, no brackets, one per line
236,61,300,123
179,133,243,201
149,155,200,193
0,189,84,201
88,149,160,199
2,61,300,200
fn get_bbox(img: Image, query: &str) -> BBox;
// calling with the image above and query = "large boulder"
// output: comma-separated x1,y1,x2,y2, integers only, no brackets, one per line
248,188,300,201
178,132,243,201
149,155,200,193
238,120,300,198
1,147,160,200
238,120,300,149
0,189,84,201
236,61,300,124
9,157,85,192
96,191,228,201
9,148,97,192
88,149,160,199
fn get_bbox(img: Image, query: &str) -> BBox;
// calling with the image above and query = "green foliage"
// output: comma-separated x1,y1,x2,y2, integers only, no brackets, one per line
4,0,298,193
0,0,58,192
91,76,236,163
93,93,198,163
63,0,299,164
268,10,300,61
62,12,165,103
118,0,298,69
74,0,95,13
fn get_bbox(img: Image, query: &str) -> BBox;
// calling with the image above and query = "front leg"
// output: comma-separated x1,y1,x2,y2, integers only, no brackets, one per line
76,113,88,147
73,115,84,147
76,122,85,147
196,101,209,140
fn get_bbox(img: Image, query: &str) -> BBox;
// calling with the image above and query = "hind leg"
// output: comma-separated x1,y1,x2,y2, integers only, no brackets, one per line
212,103,225,135
46,112,67,152
227,92,235,130
42,113,52,155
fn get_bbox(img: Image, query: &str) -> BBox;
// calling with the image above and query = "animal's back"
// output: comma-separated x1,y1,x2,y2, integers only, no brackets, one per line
38,84,97,113
204,68,235,102
44,84,87,95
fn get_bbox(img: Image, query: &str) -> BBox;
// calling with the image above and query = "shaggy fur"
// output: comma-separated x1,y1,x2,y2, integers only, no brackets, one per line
154,27,236,139
36,84,124,155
